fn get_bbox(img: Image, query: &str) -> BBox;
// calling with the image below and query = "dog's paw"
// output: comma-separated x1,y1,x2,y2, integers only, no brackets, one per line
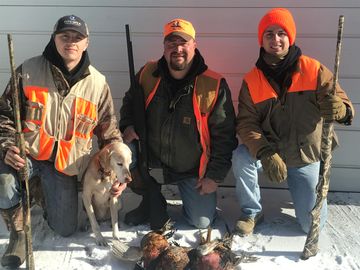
111,240,142,262
95,234,108,246
113,230,121,241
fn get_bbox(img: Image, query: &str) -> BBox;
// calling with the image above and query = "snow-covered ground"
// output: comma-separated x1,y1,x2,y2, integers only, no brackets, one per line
0,186,359,270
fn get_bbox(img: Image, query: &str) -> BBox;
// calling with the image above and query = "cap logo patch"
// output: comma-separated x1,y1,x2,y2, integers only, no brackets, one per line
63,18,81,27
171,21,182,30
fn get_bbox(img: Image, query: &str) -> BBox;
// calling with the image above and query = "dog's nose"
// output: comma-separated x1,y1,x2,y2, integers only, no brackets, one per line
125,175,132,183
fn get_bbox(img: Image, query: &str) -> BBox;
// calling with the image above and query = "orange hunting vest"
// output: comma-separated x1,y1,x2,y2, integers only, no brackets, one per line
139,61,222,178
21,56,105,176
244,55,320,104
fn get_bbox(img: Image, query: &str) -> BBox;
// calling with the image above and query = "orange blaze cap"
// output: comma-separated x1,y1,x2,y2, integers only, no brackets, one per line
258,8,296,46
163,18,195,41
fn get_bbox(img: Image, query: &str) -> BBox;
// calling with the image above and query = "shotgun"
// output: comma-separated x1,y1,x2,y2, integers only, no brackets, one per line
125,24,136,93
7,34,35,270
124,25,168,229
301,15,345,260
124,24,149,176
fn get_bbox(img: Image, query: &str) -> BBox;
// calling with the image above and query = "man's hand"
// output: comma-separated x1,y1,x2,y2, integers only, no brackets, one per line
110,181,127,198
319,94,347,121
122,126,139,144
4,145,26,171
260,153,287,183
196,177,218,195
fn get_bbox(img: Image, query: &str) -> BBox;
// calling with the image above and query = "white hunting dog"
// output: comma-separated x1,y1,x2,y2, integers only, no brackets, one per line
82,141,132,245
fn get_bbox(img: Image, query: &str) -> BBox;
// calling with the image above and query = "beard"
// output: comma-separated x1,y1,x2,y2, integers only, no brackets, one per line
170,61,186,71
169,53,188,71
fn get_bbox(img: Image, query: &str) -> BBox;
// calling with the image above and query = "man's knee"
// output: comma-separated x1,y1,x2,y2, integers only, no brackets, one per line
185,208,216,229
0,173,16,194
0,172,20,209
190,216,213,229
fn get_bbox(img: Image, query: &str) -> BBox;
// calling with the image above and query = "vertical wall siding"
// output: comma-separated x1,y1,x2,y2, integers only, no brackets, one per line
0,1,359,191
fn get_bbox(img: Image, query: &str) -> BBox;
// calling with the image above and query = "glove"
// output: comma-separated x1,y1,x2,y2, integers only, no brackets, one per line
261,153,287,183
319,94,346,121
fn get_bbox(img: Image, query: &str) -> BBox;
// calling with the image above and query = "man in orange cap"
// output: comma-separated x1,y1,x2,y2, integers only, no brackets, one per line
232,8,354,235
119,18,237,230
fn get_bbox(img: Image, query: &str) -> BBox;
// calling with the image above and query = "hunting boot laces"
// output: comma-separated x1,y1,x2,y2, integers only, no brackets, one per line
0,204,26,268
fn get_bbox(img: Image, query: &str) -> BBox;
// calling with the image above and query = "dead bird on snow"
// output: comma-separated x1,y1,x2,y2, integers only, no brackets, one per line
188,228,259,270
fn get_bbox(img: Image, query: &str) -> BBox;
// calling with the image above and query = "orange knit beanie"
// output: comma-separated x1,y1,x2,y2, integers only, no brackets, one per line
258,8,296,46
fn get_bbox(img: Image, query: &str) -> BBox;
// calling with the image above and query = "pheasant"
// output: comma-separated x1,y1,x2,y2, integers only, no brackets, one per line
140,219,176,268
150,245,190,270
111,219,175,268
188,227,259,270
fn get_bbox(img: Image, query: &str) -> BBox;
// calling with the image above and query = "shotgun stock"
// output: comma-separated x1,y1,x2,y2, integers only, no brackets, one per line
7,34,35,270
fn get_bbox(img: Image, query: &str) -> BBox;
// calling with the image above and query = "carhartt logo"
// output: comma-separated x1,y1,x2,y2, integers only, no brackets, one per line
183,117,191,125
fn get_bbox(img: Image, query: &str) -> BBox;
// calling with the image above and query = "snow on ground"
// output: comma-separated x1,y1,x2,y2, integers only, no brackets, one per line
0,186,359,270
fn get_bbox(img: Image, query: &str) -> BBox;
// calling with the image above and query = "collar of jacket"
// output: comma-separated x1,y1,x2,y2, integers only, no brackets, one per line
49,63,90,96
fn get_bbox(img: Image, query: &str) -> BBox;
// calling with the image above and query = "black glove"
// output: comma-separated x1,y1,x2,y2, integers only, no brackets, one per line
319,94,346,121
261,153,287,183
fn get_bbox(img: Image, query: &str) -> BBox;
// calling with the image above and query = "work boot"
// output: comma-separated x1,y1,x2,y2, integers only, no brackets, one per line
149,191,169,230
124,167,152,226
235,212,264,235
124,195,150,226
0,204,26,268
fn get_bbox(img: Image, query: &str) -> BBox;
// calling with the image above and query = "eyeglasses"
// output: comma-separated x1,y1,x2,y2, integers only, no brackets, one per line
164,40,192,50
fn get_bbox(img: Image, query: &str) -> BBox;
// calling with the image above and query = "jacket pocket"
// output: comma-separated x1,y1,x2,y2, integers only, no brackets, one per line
23,100,43,133
23,101,43,150
75,114,96,137
25,100,44,122
298,134,321,164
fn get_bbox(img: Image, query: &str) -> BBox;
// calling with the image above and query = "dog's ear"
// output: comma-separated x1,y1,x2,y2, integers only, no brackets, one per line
99,147,112,168
109,149,115,158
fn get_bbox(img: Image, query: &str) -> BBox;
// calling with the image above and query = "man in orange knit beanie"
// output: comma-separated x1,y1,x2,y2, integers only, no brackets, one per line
232,8,355,235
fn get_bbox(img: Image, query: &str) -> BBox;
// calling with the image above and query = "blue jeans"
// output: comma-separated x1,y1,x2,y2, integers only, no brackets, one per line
177,177,217,229
232,144,327,233
127,141,217,229
0,157,78,237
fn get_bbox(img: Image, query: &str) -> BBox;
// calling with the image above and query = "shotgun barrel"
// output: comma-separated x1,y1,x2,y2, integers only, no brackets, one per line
7,34,35,270
301,15,345,260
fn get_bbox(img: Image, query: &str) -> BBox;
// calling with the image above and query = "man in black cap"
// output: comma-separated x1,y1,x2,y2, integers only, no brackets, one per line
0,15,122,268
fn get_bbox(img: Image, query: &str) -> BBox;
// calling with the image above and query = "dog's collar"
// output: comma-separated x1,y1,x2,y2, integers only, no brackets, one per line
98,161,112,181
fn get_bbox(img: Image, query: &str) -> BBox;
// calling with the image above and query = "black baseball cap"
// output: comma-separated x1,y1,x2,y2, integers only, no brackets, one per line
53,15,89,37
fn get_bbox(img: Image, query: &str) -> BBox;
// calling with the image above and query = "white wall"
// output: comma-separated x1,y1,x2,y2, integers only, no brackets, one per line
0,1,359,191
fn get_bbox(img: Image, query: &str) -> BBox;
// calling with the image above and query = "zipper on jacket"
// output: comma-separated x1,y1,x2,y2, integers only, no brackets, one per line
168,85,193,112
162,84,193,166
55,94,64,140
